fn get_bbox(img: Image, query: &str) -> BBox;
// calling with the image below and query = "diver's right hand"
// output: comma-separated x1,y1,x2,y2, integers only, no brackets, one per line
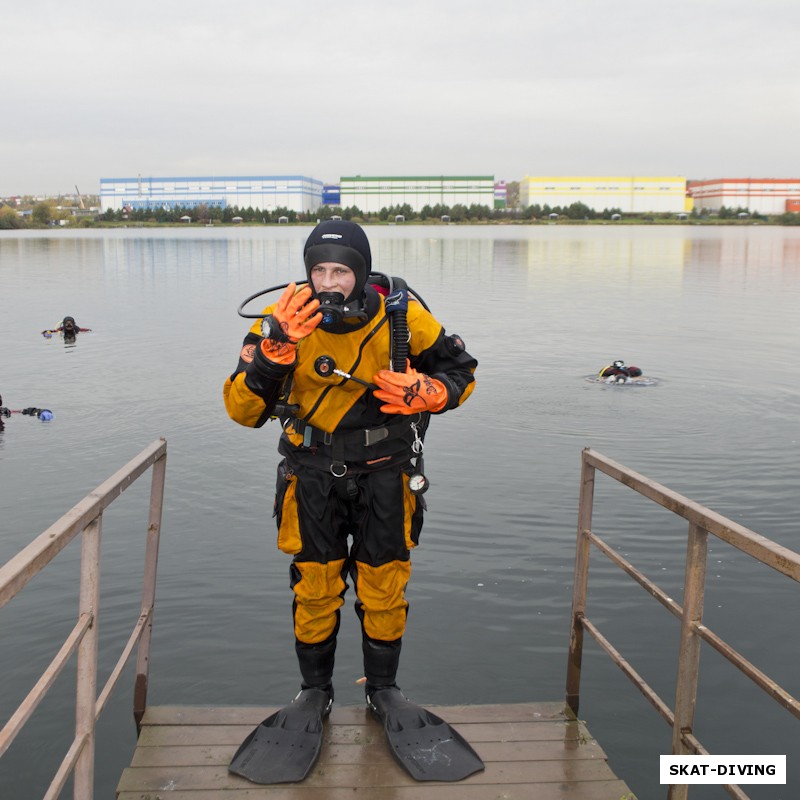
267,283,322,344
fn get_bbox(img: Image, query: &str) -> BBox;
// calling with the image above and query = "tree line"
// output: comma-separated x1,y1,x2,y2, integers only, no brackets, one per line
92,201,629,224
3,199,800,229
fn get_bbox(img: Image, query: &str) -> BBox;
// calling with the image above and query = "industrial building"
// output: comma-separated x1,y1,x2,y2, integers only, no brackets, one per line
99,175,323,213
687,178,800,215
95,173,800,218
338,176,496,213
520,176,691,214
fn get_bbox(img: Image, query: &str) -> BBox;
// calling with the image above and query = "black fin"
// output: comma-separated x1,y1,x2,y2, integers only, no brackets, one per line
229,687,331,784
368,686,485,781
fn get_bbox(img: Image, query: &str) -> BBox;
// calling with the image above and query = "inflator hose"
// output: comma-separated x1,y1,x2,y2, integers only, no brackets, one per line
239,273,425,376
388,277,410,373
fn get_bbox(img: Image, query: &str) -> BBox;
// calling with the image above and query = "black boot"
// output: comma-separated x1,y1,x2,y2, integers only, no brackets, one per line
362,636,402,698
291,685,333,715
296,635,336,699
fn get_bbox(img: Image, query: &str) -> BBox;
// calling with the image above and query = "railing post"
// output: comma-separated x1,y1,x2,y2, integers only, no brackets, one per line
566,450,596,716
668,521,709,800
134,450,167,731
74,515,102,800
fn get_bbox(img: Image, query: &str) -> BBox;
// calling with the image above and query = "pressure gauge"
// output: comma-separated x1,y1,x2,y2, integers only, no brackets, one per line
408,473,429,495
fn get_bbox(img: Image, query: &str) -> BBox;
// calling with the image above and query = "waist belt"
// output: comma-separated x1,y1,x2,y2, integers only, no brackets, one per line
292,415,417,448
287,414,422,476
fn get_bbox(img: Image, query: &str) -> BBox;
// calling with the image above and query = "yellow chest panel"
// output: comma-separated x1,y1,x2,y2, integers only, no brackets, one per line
250,292,443,437
290,312,391,432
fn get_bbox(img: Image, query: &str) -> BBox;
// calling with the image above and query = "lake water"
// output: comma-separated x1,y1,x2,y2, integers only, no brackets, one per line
1,225,798,799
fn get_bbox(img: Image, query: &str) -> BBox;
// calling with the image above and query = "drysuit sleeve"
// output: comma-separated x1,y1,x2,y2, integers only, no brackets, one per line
223,314,295,428
406,306,477,413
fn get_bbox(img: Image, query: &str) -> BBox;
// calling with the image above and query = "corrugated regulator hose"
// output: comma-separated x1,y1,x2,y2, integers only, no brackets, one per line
384,276,410,373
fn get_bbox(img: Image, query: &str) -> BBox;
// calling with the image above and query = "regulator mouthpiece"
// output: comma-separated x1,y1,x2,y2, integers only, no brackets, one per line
317,292,347,327
316,292,368,327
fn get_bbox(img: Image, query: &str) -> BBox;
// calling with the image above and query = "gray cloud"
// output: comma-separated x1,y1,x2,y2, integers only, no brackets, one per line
3,0,799,195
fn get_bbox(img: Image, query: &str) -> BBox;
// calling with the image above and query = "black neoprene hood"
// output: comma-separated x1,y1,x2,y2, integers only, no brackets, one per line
303,220,372,303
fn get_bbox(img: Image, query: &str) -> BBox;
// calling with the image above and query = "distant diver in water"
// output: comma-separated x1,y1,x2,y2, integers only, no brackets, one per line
41,316,92,339
19,407,54,420
0,395,53,422
598,360,643,383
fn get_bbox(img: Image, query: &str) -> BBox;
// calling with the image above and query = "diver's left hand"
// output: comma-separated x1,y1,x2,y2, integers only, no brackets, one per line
372,361,448,414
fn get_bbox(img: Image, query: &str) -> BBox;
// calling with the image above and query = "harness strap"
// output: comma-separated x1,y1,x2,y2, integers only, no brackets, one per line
291,414,418,449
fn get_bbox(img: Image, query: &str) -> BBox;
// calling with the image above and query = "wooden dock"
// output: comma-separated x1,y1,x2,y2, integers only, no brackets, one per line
117,701,637,799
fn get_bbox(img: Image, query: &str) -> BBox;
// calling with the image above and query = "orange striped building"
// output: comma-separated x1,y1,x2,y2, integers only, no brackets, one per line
687,178,800,214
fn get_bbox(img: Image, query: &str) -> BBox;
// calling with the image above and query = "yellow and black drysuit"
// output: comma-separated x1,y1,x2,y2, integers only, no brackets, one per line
223,284,477,692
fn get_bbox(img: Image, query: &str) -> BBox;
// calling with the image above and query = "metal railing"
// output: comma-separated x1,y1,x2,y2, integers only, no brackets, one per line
565,448,799,800
0,438,167,800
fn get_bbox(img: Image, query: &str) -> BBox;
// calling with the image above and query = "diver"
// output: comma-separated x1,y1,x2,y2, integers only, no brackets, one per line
41,316,92,339
0,395,53,421
223,219,482,784
599,360,643,383
20,407,54,420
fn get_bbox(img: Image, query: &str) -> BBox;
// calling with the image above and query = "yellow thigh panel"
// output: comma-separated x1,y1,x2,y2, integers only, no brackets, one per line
354,559,412,641
293,559,347,644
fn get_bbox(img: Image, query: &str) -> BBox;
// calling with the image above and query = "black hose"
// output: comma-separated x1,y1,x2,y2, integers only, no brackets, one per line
238,273,422,374
388,276,410,373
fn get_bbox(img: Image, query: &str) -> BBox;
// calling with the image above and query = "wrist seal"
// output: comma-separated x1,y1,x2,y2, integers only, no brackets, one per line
430,373,458,412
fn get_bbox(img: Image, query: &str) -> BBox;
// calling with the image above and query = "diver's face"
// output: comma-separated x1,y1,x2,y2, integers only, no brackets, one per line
310,262,356,298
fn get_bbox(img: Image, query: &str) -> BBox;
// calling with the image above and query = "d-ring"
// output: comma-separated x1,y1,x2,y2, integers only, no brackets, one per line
330,462,348,477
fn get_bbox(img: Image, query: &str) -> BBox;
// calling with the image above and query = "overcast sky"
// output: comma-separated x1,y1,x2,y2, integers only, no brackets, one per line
3,0,799,196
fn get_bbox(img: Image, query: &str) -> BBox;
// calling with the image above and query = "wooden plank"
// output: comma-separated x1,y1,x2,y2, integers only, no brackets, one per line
117,758,620,791
136,718,590,747
119,779,635,800
131,738,610,767
118,703,637,800
139,701,568,726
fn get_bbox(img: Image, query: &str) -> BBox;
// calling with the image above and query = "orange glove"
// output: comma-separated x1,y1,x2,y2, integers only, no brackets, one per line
372,361,448,414
257,337,297,366
270,283,322,344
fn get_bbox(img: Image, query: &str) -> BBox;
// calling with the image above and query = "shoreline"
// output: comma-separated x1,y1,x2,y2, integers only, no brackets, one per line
11,217,796,230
